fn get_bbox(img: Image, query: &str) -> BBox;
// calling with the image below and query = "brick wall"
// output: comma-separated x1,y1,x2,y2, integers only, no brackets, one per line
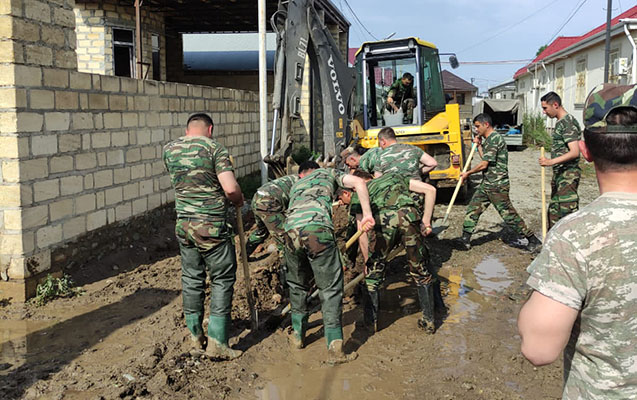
74,0,166,80
0,0,263,301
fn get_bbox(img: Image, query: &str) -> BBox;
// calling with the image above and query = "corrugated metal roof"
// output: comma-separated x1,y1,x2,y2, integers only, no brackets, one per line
184,51,275,71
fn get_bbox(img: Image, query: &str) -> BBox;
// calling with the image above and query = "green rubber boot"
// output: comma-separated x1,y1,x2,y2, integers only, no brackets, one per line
206,315,243,360
416,284,436,334
290,313,309,349
326,327,357,365
362,287,380,334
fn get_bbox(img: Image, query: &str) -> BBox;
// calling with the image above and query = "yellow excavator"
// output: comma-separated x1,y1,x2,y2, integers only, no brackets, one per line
267,0,468,194
351,37,468,193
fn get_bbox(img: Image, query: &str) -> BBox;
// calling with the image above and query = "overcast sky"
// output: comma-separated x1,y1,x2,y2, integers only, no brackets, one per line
183,1,633,93
339,0,633,92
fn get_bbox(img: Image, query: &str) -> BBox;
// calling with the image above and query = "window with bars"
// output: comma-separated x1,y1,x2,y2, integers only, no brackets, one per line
575,58,587,105
555,64,564,99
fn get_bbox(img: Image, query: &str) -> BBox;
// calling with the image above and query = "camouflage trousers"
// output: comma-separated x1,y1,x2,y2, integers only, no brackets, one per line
463,184,533,237
548,167,580,229
366,207,434,292
247,209,286,251
175,218,237,338
283,224,344,343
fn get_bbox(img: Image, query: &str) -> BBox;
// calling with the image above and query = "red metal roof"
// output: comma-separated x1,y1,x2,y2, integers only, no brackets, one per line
514,5,637,79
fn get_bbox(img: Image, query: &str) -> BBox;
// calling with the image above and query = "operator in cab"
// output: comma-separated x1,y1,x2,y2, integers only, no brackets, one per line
386,72,416,123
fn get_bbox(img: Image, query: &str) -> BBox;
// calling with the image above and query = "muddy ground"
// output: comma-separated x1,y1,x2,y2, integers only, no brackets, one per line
0,147,599,400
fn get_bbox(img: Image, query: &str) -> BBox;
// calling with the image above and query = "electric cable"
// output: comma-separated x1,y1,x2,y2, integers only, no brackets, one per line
341,0,379,41
459,0,554,54
545,0,589,46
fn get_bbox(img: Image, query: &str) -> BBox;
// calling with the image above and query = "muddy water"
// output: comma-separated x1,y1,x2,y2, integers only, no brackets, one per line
250,255,516,400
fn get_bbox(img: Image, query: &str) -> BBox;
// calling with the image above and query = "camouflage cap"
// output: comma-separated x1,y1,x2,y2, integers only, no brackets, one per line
584,83,637,133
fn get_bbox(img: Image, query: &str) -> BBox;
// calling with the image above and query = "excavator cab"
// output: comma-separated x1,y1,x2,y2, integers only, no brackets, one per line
352,37,468,191
354,38,446,129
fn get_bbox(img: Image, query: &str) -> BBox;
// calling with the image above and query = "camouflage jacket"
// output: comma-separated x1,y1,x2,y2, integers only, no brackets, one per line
359,147,382,174
552,113,581,172
163,136,233,220
376,143,424,179
526,192,637,399
480,132,509,189
252,175,299,212
284,168,345,231
388,79,415,102
350,173,417,216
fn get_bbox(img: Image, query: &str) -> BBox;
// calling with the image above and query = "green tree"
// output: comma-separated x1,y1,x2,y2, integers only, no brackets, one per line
536,45,548,57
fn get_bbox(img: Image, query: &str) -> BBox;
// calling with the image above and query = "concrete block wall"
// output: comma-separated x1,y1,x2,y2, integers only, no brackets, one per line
0,0,262,301
74,0,166,80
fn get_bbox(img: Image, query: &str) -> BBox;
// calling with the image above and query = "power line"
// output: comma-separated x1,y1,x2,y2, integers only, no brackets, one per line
546,0,589,45
341,0,379,41
459,0,554,54
442,59,533,65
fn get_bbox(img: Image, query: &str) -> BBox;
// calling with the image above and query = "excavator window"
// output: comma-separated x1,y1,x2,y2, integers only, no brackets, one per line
365,57,418,128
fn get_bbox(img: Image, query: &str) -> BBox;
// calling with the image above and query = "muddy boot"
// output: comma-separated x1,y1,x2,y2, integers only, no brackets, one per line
362,287,380,334
416,284,435,334
205,315,242,360
189,334,207,356
456,232,471,250
290,313,308,349
206,338,243,360
326,339,358,365
525,234,542,254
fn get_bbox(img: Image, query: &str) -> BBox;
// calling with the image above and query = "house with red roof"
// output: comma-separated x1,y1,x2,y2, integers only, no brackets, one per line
513,6,637,129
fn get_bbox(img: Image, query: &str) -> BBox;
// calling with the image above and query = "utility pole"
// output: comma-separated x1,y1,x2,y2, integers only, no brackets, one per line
258,0,268,184
604,0,612,83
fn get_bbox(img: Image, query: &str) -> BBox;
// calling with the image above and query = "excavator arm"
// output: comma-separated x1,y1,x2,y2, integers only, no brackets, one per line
265,0,356,177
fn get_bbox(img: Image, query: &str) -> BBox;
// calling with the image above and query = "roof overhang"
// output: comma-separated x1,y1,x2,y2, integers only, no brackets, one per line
515,20,633,80
76,0,350,33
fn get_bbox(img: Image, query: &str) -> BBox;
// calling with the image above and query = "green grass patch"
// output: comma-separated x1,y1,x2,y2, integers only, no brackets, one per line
523,112,552,151
580,159,596,179
33,274,83,306
238,171,262,201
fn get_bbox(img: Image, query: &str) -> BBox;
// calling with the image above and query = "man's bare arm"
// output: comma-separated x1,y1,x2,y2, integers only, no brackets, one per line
218,171,244,207
539,141,580,167
409,179,436,227
518,290,578,366
342,174,375,231
419,152,438,174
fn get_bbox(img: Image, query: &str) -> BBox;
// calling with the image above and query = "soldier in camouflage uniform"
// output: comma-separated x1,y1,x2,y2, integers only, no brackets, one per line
338,171,443,334
245,160,319,261
163,113,244,360
457,114,542,252
283,168,374,364
344,146,382,174
376,127,438,234
539,92,582,228
386,72,416,123
518,83,637,399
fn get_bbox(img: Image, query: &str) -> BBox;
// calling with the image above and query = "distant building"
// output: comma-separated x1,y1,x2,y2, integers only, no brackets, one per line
514,6,637,129
441,70,478,122
488,80,516,100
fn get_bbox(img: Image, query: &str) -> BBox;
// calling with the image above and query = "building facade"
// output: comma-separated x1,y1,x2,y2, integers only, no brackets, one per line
514,7,637,129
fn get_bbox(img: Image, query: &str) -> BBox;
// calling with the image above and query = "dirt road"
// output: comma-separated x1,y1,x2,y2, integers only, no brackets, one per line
0,147,599,399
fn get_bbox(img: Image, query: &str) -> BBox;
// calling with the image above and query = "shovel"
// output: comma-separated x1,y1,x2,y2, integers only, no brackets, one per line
236,205,259,330
433,142,477,236
540,147,547,241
